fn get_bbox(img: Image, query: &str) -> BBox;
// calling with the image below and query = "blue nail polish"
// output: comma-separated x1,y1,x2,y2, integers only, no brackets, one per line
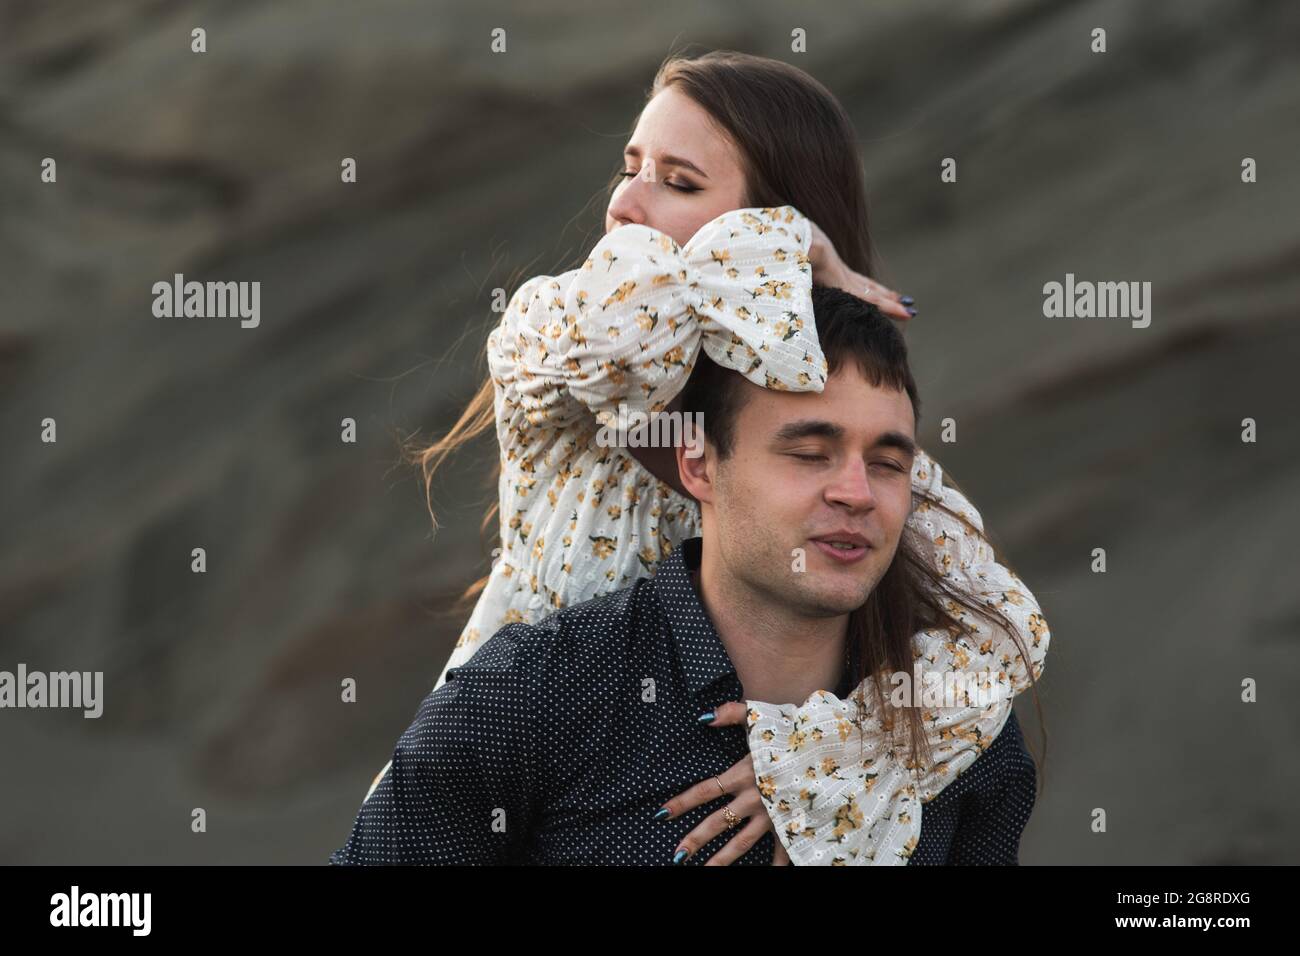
672,848,689,865
653,807,671,821
906,307,917,316
697,711,716,723
901,296,915,305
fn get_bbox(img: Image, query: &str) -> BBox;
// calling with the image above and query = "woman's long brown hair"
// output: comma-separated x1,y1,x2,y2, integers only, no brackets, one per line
397,48,1046,788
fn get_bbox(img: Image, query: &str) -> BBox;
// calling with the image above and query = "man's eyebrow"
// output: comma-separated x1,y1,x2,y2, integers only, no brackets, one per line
623,145,710,180
875,430,918,458
771,420,917,457
772,420,844,442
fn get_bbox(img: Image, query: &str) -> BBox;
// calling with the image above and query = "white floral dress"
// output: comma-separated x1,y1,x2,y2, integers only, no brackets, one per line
363,205,1051,866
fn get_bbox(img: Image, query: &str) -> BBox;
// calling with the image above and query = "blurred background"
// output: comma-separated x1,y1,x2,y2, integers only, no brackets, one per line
1,0,1297,864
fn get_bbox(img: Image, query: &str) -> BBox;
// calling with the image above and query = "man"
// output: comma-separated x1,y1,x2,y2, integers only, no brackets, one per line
330,286,1037,865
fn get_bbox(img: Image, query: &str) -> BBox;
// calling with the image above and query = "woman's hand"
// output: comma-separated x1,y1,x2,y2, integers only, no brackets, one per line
808,219,916,322
657,702,791,865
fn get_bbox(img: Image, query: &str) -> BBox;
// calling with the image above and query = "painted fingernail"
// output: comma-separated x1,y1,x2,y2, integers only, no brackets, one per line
672,848,689,865
653,806,671,821
906,307,918,316
697,711,716,723
900,296,915,305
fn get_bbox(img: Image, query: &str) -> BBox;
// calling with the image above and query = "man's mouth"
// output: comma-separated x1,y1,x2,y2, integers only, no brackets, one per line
809,533,871,564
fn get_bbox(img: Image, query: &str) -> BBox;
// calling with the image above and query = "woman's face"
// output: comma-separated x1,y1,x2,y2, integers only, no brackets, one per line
605,85,750,248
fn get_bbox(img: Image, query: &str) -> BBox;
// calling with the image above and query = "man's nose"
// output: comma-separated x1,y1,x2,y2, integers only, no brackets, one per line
825,457,878,510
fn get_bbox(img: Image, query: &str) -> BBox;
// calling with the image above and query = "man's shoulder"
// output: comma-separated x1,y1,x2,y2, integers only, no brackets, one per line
447,577,659,685
988,709,1035,778
965,708,1037,804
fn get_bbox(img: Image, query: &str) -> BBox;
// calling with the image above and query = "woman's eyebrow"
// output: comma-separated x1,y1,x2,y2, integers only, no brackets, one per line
623,145,710,180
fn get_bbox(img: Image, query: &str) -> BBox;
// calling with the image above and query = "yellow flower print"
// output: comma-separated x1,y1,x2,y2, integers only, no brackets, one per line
598,357,632,387
755,278,795,301
1029,613,1049,646
601,279,636,306
661,346,686,369
830,796,865,841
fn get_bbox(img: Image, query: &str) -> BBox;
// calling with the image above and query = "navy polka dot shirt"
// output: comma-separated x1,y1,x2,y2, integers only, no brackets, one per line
330,536,1037,865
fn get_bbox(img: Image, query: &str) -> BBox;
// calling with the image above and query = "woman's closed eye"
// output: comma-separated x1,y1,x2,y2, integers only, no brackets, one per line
618,170,699,193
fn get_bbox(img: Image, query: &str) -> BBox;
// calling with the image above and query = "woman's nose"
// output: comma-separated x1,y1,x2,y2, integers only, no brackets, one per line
608,171,651,227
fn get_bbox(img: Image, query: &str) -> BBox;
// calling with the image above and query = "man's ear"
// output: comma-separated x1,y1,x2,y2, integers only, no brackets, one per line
675,428,715,504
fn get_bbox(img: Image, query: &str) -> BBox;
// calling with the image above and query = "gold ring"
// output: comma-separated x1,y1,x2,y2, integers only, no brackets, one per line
722,805,741,829
713,776,727,796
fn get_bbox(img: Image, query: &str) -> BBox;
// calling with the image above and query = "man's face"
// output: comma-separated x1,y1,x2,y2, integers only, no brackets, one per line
691,364,917,617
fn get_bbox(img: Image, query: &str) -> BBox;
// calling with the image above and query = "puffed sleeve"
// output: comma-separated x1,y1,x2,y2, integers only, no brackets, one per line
488,206,825,465
745,448,1051,865
904,448,1050,801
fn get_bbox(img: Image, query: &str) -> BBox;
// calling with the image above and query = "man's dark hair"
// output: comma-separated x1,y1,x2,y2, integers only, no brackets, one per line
677,283,922,458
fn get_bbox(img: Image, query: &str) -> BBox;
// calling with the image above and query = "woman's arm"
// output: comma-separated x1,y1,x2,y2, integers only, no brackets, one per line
489,206,824,473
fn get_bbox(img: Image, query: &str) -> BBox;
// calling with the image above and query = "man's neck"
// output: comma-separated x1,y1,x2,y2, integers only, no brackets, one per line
689,555,848,706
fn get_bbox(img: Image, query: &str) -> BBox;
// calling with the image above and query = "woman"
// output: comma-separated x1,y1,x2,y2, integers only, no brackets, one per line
368,50,1049,865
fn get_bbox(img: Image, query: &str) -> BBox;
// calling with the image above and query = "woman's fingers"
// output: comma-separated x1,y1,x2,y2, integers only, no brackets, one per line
670,789,767,865
853,271,916,321
698,700,748,727
656,752,753,821
805,216,916,321
702,811,772,866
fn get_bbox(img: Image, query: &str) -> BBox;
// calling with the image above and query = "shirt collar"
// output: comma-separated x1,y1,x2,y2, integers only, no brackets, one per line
652,536,738,698
653,536,858,702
